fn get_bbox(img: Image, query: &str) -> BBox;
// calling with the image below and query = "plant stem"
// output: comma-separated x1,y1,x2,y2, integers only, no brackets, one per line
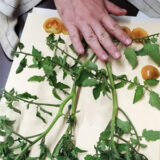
105,62,119,156
11,130,32,144
15,84,75,160
118,107,140,149
113,33,160,43
4,90,60,107
114,134,148,159
55,45,82,64
116,77,151,92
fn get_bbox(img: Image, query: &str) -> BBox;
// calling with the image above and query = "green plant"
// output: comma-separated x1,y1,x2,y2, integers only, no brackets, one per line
0,33,160,160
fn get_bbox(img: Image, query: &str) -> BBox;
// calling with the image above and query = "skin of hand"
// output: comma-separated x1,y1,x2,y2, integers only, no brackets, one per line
54,0,132,62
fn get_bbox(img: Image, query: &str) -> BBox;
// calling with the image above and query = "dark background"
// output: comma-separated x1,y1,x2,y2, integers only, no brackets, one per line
0,0,138,89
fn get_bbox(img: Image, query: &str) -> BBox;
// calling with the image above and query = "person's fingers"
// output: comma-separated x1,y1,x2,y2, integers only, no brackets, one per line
104,0,127,16
101,15,132,46
66,23,84,54
79,23,108,61
90,21,121,59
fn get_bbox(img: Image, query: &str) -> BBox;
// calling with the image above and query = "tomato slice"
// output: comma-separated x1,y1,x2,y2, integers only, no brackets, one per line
43,18,62,34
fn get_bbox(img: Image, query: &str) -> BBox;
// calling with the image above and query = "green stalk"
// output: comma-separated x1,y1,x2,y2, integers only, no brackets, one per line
105,62,119,156
15,84,75,160
3,90,60,107
118,107,140,149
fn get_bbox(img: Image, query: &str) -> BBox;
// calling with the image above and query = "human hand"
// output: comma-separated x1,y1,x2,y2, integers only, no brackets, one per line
55,0,132,62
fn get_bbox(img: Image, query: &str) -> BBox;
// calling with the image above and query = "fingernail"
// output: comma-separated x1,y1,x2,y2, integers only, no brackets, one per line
101,54,108,61
125,38,132,45
114,52,121,59
77,48,84,54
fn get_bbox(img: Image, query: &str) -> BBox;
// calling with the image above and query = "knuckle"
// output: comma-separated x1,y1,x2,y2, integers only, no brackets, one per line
86,33,97,43
98,32,107,43
109,23,119,33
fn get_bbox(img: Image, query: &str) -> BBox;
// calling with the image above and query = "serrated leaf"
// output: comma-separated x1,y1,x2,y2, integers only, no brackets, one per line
93,84,102,100
52,89,62,100
115,81,125,89
136,48,148,56
56,82,70,89
76,70,94,86
8,103,21,114
0,130,6,136
58,36,65,44
36,111,46,123
32,46,42,57
6,136,14,146
40,107,52,116
17,92,38,100
28,76,45,82
81,79,99,87
128,83,135,89
144,79,159,86
133,76,138,83
149,91,160,110
69,44,77,54
133,85,144,104
16,57,27,74
117,118,131,134
17,42,24,50
85,155,97,160
87,62,98,71
144,44,160,66
142,129,160,141
124,48,137,69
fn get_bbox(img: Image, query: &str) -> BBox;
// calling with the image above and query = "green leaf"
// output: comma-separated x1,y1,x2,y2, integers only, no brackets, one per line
6,136,14,147
17,92,38,100
124,48,137,69
142,129,160,141
0,130,6,136
93,84,102,100
144,79,159,86
52,89,62,100
28,76,45,82
40,107,52,116
144,44,160,66
115,81,125,89
58,36,65,44
117,143,128,152
149,91,160,110
76,70,94,86
81,79,99,87
32,46,42,58
69,44,77,54
56,82,70,90
36,111,46,123
17,42,24,50
46,34,56,50
16,57,27,74
133,85,144,104
85,155,97,160
87,62,98,71
128,83,135,89
8,103,21,114
133,76,138,84
116,118,131,134
136,48,148,56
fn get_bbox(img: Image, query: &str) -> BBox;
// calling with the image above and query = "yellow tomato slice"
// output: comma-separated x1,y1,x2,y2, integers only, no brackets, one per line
131,27,148,43
43,18,62,34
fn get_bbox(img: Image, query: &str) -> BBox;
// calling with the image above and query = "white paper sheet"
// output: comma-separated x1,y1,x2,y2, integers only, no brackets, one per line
1,11,160,159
